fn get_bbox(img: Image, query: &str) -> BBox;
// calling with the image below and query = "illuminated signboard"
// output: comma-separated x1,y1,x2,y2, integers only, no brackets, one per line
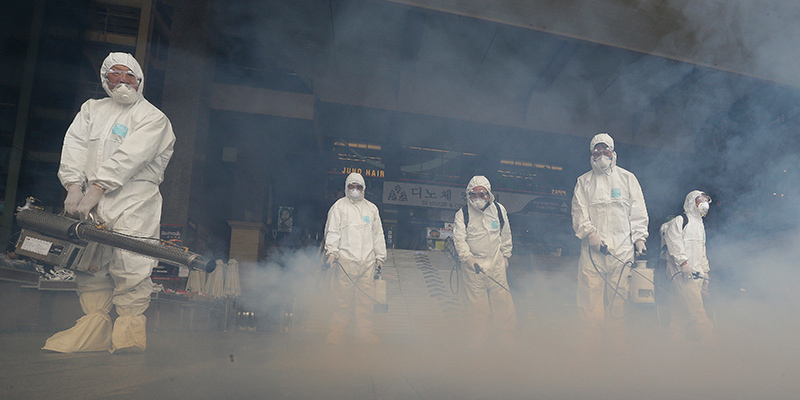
383,181,463,210
339,166,385,178
382,181,563,214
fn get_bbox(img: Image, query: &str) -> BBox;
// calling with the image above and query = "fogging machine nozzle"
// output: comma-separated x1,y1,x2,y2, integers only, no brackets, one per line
15,208,213,272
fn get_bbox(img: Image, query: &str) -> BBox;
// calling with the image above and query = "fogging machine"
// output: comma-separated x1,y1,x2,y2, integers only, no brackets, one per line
14,207,215,273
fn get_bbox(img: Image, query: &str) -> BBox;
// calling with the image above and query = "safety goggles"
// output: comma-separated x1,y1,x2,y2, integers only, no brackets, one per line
468,190,489,199
347,183,364,191
104,69,141,87
696,193,712,204
591,147,613,158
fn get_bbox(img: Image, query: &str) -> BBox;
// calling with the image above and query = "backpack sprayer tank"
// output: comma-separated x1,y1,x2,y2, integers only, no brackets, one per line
374,266,388,313
629,257,655,303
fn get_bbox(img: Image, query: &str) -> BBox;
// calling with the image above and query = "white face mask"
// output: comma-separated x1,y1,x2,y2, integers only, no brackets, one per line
348,188,363,200
593,155,612,170
698,201,709,217
110,83,138,104
469,198,488,210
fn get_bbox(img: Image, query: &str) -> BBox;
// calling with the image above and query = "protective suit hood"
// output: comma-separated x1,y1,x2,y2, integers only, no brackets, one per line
589,132,617,175
345,173,366,202
100,52,144,104
589,133,614,151
684,190,707,218
345,172,366,190
466,175,495,208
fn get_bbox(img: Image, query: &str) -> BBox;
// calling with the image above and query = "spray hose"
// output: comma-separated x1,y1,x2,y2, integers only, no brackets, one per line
449,262,461,295
444,237,460,294
668,270,710,286
332,260,387,307
587,244,635,319
591,243,711,319
444,246,510,294
444,236,510,294
603,245,708,290
472,263,512,294
600,245,661,288
601,243,710,291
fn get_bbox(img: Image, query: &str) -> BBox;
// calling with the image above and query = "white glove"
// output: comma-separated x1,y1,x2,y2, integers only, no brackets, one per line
680,261,692,280
466,257,481,273
376,259,383,268
76,184,104,219
64,185,84,217
588,232,602,252
635,240,647,257
326,254,336,266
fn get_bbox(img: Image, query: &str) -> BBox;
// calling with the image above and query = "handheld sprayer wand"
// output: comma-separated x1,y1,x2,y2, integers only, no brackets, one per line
328,260,387,307
588,244,631,318
602,243,705,289
472,262,512,294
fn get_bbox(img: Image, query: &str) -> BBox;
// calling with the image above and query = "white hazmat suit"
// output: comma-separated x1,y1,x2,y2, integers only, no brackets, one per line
324,173,387,344
660,190,714,343
571,133,648,343
44,53,175,353
453,176,515,344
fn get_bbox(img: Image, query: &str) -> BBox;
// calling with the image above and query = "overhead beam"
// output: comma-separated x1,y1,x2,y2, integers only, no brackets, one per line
386,0,800,88
211,83,316,119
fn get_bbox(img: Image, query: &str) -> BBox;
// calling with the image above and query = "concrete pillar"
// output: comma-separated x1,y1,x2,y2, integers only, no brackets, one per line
158,0,215,234
230,140,271,224
1,0,44,246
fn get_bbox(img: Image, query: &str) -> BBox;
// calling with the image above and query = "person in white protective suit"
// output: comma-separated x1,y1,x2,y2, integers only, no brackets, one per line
571,133,648,346
324,173,387,345
660,190,715,345
43,52,175,353
453,176,515,346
